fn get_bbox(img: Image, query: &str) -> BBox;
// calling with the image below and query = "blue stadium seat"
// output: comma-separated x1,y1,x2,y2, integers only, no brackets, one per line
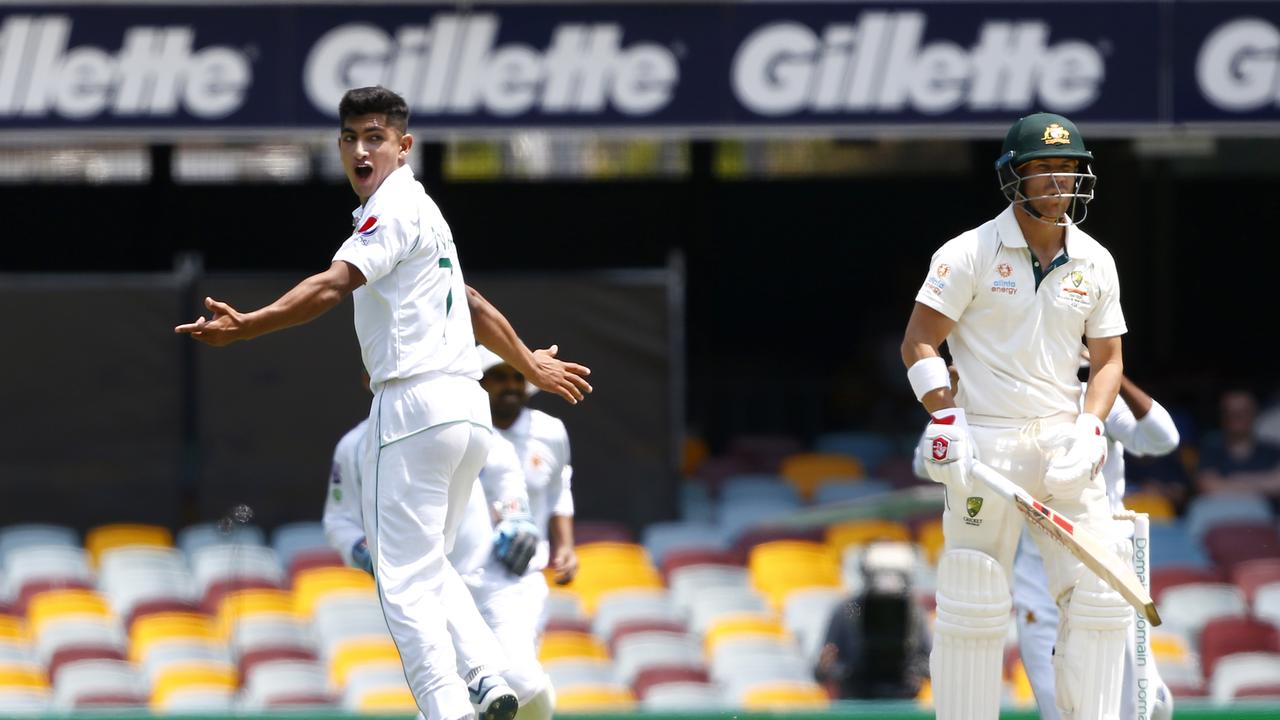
0,524,78,568
1147,522,1213,569
813,431,897,472
716,499,796,542
1185,494,1274,540
642,522,729,565
720,475,801,505
270,522,330,570
679,484,714,524
812,479,891,505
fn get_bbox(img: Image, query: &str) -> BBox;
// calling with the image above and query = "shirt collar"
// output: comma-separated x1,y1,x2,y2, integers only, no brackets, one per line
508,407,532,438
351,163,416,223
995,204,1091,259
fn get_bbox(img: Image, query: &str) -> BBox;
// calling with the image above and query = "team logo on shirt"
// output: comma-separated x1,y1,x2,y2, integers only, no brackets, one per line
936,264,951,279
357,215,379,243
997,263,1013,278
964,496,984,526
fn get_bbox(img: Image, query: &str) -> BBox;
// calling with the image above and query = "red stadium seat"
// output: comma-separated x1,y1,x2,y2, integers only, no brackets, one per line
574,521,635,545
238,647,319,685
264,693,336,708
1204,524,1280,573
48,646,127,681
1199,617,1280,679
608,620,689,653
1151,566,1226,603
125,599,201,632
660,549,740,581
73,692,148,709
287,548,346,584
1234,558,1280,604
201,577,282,614
544,618,593,635
632,666,711,700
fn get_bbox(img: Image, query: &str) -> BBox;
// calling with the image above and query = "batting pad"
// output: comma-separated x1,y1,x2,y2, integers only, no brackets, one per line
931,549,1011,720
1057,573,1131,720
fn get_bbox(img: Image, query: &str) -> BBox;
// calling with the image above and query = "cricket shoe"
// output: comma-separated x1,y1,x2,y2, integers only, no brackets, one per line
468,675,518,720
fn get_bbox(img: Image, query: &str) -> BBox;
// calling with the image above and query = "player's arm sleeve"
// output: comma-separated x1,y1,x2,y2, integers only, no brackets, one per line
332,213,416,286
550,423,575,517
1107,396,1179,458
478,435,531,516
913,236,978,322
322,441,367,567
1085,251,1128,338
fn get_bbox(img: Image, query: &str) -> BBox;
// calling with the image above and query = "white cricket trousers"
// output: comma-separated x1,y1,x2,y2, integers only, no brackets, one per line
363,420,511,720
465,566,551,702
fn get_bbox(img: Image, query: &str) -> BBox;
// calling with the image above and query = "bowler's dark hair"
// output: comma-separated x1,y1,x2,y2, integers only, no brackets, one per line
338,86,409,135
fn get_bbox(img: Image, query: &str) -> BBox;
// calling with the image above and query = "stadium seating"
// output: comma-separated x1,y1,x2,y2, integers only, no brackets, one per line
813,478,892,504
1199,616,1280,679
1204,524,1280,572
84,524,173,567
813,431,897,473
1209,652,1280,703
1160,583,1247,640
779,452,866,500
1185,494,1273,539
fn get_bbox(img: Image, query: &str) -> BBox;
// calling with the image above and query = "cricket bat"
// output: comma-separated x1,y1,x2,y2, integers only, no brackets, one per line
970,461,1162,626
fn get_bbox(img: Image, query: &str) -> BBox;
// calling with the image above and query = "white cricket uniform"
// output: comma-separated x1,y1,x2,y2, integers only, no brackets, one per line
915,204,1129,720
1015,393,1179,720
321,419,549,704
332,163,504,720
496,409,574,575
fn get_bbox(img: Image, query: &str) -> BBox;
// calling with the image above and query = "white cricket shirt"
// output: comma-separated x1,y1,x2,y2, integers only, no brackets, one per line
322,418,370,566
915,205,1127,425
497,408,574,572
333,164,487,445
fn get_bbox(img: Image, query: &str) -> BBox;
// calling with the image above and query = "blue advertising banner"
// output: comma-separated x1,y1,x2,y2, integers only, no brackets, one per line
0,1,1272,134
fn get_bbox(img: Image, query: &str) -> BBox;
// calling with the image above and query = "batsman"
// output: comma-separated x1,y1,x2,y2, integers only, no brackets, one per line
901,113,1132,720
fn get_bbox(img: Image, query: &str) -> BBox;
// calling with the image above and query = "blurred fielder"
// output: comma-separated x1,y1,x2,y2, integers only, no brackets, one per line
901,112,1132,720
177,85,591,720
324,410,557,720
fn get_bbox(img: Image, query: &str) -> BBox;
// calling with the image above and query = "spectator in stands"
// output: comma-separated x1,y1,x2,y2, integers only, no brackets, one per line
1196,389,1280,509
814,543,929,699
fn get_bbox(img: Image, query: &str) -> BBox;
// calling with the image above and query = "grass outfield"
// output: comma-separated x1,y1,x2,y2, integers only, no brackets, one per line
56,702,1280,719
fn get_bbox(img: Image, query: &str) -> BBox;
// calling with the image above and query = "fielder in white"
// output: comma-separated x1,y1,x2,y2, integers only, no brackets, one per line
1014,369,1179,720
902,112,1131,720
177,86,591,720
324,415,558,720
477,347,578,592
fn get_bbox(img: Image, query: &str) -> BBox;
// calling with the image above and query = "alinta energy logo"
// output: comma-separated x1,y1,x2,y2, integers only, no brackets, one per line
0,15,252,120
303,15,680,118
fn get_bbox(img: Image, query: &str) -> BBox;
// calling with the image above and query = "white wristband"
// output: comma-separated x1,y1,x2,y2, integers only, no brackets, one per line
907,356,951,402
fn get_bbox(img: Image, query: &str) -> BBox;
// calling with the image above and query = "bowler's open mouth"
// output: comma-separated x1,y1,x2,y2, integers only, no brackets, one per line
355,166,373,180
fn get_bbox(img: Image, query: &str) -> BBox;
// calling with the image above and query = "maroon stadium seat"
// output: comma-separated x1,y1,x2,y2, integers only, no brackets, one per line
125,598,201,631
632,666,711,700
265,693,337,708
544,618,593,635
1234,558,1280,604
608,620,689,653
15,579,93,616
1234,684,1280,699
238,647,319,685
48,646,127,681
1199,617,1280,679
574,521,635,545
287,548,346,583
1205,524,1280,574
726,434,805,474
201,577,282,614
729,526,825,565
73,692,148,709
1151,565,1226,603
660,549,740,581
692,455,756,494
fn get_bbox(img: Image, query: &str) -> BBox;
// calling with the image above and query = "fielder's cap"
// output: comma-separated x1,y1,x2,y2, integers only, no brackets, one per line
997,112,1093,169
477,345,539,395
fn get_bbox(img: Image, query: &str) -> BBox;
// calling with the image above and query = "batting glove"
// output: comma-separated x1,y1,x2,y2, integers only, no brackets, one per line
920,408,974,492
493,516,539,576
351,538,373,575
1044,413,1107,499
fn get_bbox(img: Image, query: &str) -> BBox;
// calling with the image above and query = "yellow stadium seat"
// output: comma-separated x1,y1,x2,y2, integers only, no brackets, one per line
555,684,637,711
85,524,172,566
917,678,932,706
149,661,236,708
216,589,295,637
1008,659,1035,707
0,616,23,641
748,541,840,608
825,519,912,553
683,436,711,476
741,681,830,710
130,613,218,663
0,665,48,689
292,567,375,619
27,590,111,636
916,519,945,566
1151,633,1191,663
573,542,652,569
703,613,787,655
538,631,609,663
557,546,663,615
780,453,865,500
357,687,419,713
1123,493,1176,521
329,638,402,688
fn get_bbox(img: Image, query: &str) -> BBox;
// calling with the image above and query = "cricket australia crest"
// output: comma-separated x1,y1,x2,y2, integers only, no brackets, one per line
965,496,984,526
